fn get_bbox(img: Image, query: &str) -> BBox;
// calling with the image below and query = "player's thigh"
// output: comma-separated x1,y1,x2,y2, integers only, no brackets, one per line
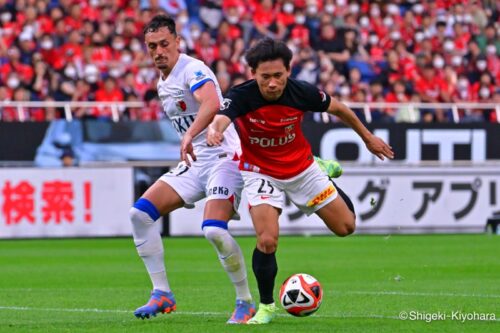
241,170,285,211
204,199,234,221
241,171,284,251
286,163,338,216
316,191,355,236
158,161,205,208
204,158,243,220
140,180,184,215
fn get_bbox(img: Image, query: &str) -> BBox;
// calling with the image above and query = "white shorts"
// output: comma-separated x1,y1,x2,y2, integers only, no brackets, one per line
160,156,243,211
241,162,338,216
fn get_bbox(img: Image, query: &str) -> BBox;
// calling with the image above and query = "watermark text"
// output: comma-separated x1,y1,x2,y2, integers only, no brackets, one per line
399,311,496,323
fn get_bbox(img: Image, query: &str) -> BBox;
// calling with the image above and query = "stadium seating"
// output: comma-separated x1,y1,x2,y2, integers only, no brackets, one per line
0,0,498,122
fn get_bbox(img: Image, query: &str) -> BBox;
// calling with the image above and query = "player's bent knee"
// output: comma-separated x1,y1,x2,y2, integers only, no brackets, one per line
257,234,278,253
202,219,229,244
130,199,163,257
336,219,356,237
130,198,161,226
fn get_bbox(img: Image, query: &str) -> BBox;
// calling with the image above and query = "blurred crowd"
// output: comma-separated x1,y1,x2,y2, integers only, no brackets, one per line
0,0,499,122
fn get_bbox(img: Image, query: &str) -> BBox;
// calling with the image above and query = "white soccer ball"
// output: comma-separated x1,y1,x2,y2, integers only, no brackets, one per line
279,273,323,317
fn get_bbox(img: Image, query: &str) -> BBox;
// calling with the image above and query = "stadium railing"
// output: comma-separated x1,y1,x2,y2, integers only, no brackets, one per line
342,102,500,123
0,101,144,122
0,101,499,123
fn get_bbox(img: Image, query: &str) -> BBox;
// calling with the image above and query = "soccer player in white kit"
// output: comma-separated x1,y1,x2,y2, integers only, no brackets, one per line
130,15,255,323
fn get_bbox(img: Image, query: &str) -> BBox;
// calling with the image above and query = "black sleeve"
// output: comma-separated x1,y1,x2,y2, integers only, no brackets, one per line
218,88,246,121
295,80,331,113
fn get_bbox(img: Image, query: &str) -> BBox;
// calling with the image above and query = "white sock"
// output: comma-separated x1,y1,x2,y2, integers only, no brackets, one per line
150,271,170,292
130,207,171,292
203,226,252,302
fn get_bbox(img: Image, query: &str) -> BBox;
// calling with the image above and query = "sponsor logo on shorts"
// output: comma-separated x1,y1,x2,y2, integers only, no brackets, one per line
306,184,336,207
208,186,229,196
260,195,271,200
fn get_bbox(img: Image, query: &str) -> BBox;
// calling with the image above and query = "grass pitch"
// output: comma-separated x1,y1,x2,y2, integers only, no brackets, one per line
0,235,498,333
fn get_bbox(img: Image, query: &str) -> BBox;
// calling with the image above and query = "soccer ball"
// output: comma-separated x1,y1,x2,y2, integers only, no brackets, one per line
279,273,323,317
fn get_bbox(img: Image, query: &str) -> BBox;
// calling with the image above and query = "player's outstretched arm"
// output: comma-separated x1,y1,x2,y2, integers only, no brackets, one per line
326,98,394,161
181,81,221,166
207,115,232,146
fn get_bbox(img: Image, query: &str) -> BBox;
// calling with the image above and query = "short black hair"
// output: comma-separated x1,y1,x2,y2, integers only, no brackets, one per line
244,38,293,71
143,14,176,36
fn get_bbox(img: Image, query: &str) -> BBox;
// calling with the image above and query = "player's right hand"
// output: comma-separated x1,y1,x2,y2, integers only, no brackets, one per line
206,124,224,147
180,133,196,167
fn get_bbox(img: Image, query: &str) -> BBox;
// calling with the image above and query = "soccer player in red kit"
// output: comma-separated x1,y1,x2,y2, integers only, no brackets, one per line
207,38,394,324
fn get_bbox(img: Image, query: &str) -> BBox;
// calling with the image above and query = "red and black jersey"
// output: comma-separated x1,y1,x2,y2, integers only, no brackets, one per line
219,78,331,179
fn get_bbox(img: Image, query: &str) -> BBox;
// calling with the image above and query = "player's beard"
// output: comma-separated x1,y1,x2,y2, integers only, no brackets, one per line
155,57,169,71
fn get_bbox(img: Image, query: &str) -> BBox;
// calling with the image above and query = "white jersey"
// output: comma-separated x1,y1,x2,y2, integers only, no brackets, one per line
157,54,241,161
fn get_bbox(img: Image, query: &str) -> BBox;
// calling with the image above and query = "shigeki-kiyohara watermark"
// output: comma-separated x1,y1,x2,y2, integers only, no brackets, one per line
399,310,497,323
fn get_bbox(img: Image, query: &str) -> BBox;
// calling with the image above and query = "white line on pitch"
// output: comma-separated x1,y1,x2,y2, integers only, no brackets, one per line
332,290,500,299
1,306,498,322
0,306,400,320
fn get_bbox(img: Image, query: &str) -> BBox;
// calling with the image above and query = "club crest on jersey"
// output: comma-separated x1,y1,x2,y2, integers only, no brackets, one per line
194,70,206,80
284,124,295,134
306,184,336,207
176,100,187,112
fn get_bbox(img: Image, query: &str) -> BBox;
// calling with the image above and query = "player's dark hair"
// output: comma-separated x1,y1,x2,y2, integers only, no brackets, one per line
245,38,293,71
143,14,177,37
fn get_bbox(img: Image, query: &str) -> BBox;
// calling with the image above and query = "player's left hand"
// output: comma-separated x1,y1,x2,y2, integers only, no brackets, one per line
180,134,196,166
206,124,224,147
364,134,394,161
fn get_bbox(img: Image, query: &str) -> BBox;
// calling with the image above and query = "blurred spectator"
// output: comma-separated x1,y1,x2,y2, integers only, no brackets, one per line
216,71,231,94
53,132,78,167
72,79,93,119
250,0,284,40
464,40,486,83
92,76,124,119
0,85,12,121
415,64,447,103
476,23,499,54
61,147,76,167
199,0,223,30
0,0,497,123
146,0,187,17
30,56,50,100
0,46,33,84
386,80,410,122
453,74,473,103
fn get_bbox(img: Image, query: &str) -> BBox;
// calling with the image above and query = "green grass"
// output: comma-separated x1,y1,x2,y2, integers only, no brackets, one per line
0,235,498,333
